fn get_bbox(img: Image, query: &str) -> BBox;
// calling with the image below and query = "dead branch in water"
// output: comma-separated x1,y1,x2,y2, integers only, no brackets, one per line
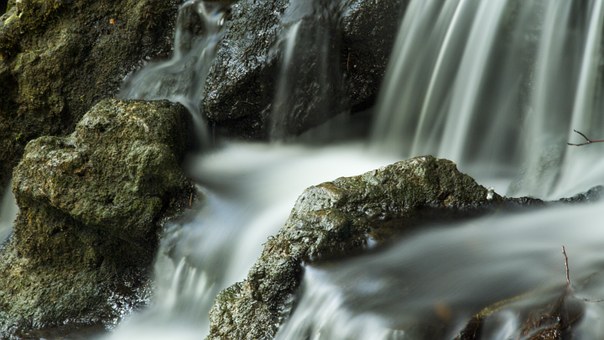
563,245,604,303
567,129,604,146
562,245,571,289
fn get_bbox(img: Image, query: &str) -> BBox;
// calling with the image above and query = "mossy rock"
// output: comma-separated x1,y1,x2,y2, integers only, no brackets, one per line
1,98,193,336
208,156,502,339
0,0,180,193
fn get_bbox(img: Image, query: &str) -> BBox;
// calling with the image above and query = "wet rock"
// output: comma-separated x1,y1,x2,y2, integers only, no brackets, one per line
558,185,604,203
203,0,407,139
455,287,584,340
341,0,407,110
208,156,501,339
0,99,193,336
0,0,180,193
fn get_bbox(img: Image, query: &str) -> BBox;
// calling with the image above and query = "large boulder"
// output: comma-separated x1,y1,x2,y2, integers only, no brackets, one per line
0,99,193,336
208,156,501,339
0,0,180,193
203,0,407,139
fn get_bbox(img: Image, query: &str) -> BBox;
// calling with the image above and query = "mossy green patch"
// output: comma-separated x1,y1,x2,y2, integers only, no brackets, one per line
2,99,194,336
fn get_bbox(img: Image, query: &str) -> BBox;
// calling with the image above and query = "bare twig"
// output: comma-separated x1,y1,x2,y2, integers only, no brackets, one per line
568,129,604,146
562,245,571,288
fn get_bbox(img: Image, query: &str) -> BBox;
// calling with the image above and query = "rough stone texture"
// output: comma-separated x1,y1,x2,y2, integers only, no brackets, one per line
0,0,180,194
0,99,193,336
208,156,502,339
341,0,407,110
204,0,407,139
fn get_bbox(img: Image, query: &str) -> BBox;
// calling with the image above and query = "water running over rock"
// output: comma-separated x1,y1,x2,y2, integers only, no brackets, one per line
372,0,604,199
119,0,228,144
0,183,16,245
104,0,604,339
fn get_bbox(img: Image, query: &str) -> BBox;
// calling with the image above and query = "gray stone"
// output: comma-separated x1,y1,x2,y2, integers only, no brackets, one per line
208,156,501,339
203,0,407,139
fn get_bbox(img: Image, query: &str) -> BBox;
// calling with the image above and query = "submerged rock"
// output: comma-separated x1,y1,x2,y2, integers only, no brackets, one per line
0,99,193,336
203,0,407,139
208,156,501,339
0,0,180,193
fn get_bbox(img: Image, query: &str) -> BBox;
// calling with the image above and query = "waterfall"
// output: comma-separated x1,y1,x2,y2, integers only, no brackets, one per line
278,201,604,338
0,183,17,245
372,0,604,199
102,0,604,339
118,0,228,145
270,0,347,140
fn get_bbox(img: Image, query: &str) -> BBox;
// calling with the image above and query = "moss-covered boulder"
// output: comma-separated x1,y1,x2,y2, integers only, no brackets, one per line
207,156,501,339
0,0,180,193
203,0,407,139
0,98,193,337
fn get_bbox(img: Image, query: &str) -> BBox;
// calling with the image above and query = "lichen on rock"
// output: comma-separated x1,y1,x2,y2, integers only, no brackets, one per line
0,0,180,194
208,156,502,339
0,98,193,337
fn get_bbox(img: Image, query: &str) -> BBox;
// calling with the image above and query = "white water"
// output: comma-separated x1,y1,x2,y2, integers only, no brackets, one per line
104,0,604,339
105,143,396,339
0,183,17,245
119,0,228,144
372,0,604,199
270,0,345,139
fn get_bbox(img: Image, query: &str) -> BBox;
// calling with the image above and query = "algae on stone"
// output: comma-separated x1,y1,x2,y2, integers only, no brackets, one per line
208,156,501,339
0,0,180,193
0,99,193,336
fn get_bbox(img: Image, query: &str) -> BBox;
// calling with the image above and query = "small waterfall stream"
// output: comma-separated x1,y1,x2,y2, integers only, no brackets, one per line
119,0,228,144
94,0,604,338
0,183,17,246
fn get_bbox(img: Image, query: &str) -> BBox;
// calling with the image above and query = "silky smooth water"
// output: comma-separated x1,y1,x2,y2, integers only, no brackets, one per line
119,0,228,144
372,0,604,199
105,0,604,338
0,183,17,245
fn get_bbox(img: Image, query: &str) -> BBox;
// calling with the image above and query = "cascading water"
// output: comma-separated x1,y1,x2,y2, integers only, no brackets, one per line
270,0,346,139
0,183,17,245
104,0,604,339
372,0,604,199
119,0,228,144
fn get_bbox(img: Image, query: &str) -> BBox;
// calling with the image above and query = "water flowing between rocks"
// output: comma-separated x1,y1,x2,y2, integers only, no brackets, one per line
0,183,16,246
15,0,599,338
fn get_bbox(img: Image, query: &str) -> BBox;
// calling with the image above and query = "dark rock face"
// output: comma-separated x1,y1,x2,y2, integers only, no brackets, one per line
0,0,180,193
208,156,501,339
0,99,193,336
204,0,407,139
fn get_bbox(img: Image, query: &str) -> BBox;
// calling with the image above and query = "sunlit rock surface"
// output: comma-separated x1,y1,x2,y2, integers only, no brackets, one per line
208,156,501,339
203,0,407,138
0,0,180,193
0,99,193,337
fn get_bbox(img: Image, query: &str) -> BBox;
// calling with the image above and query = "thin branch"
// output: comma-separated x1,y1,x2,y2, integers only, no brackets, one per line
561,246,604,303
568,129,604,146
562,245,571,288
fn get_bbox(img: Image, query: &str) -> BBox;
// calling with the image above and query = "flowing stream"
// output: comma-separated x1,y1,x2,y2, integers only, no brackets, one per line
0,183,17,246
6,0,598,338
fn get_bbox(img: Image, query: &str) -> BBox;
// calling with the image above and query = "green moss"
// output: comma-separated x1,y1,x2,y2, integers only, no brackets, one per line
4,99,192,336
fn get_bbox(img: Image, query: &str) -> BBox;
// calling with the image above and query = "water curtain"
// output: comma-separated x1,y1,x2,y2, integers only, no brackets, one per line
119,0,229,145
372,0,604,198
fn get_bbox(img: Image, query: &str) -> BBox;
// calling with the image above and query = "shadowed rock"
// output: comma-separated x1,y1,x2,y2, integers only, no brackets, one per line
0,99,193,337
203,0,407,139
208,156,501,339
